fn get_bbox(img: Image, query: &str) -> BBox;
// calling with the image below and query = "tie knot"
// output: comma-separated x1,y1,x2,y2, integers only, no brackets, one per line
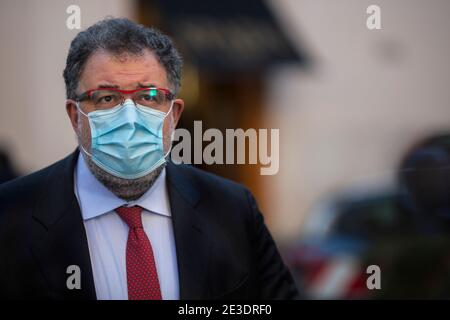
116,206,143,229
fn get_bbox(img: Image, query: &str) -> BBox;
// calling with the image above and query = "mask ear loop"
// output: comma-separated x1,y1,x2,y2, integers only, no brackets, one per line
164,99,175,119
75,101,94,159
163,100,176,160
76,101,89,118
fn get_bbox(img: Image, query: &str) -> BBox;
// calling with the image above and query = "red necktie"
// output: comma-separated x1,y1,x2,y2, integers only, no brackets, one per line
115,206,162,300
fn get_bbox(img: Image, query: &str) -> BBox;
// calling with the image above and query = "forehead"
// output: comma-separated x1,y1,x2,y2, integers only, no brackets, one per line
79,49,168,90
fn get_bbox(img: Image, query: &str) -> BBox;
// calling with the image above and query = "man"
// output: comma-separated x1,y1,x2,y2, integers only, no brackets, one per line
0,18,298,300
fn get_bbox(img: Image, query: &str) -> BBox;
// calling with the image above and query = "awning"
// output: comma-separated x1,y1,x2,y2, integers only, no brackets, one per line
150,0,310,72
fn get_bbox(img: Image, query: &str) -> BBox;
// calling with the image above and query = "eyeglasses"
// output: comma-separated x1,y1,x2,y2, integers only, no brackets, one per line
76,87,174,112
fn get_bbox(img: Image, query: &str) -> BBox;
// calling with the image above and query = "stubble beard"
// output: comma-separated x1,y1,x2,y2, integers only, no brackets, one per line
81,152,166,201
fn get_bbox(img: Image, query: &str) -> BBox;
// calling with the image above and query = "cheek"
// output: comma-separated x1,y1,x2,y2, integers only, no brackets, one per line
162,114,174,136
78,115,92,146
162,115,175,152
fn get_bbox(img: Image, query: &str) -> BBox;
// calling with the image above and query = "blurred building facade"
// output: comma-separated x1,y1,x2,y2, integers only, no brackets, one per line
1,0,450,245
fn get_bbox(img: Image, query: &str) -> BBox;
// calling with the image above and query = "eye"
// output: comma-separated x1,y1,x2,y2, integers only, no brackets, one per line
100,95,115,102
142,93,156,101
137,89,160,103
92,92,120,106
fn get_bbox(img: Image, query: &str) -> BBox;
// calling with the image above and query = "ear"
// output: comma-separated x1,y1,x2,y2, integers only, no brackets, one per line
66,99,79,132
170,98,184,127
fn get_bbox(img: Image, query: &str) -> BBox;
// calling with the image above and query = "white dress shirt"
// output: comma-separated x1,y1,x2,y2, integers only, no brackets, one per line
74,154,179,300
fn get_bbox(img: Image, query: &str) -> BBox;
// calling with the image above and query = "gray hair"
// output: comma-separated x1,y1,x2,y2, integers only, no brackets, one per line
63,17,182,100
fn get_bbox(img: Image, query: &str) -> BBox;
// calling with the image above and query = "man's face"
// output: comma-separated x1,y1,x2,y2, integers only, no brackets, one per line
66,49,184,155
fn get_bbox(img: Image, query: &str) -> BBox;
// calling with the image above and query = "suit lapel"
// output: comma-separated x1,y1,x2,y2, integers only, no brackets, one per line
166,162,211,299
29,154,210,300
31,150,96,299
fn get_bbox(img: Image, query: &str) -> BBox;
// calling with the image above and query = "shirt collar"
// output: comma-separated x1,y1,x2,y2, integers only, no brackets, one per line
74,154,171,221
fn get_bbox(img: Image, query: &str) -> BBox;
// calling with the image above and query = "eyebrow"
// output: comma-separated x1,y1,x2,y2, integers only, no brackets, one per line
95,83,158,89
137,83,158,88
96,84,120,89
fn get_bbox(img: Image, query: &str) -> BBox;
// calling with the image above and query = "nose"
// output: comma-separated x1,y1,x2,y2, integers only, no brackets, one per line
121,97,137,106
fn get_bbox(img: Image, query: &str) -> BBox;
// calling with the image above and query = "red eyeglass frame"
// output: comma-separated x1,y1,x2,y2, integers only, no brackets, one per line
76,87,174,102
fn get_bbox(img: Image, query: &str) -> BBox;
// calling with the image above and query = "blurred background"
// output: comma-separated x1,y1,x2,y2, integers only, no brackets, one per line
2,0,450,299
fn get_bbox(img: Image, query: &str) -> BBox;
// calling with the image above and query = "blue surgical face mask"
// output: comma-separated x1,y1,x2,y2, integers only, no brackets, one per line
77,99,174,180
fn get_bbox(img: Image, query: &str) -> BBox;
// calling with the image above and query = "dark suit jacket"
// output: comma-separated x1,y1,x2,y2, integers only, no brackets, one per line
0,150,299,299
